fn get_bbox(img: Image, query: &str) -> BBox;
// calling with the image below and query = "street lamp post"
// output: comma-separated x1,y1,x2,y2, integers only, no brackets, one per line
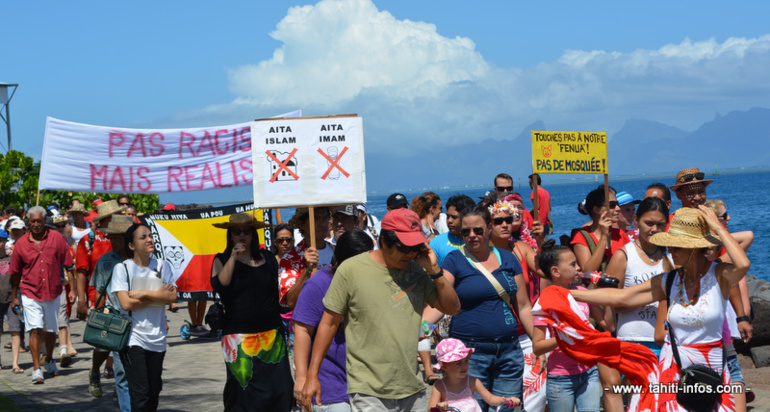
0,83,19,151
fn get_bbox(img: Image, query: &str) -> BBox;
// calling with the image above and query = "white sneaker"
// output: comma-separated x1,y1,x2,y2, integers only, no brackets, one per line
44,359,59,377
32,368,44,384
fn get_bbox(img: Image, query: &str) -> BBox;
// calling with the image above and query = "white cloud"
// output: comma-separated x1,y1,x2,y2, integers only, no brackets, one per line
187,0,770,155
228,0,488,107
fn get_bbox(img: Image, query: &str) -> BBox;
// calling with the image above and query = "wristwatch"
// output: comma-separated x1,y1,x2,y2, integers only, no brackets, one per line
429,270,444,280
736,316,751,324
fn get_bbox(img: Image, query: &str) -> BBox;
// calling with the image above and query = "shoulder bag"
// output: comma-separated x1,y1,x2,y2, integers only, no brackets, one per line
83,262,132,351
664,270,724,412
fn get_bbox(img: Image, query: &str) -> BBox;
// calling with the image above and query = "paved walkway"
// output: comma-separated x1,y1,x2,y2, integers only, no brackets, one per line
2,303,770,411
1,304,226,411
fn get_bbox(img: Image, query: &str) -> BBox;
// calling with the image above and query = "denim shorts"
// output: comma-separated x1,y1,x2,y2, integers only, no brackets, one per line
726,355,745,384
458,337,523,412
547,366,601,412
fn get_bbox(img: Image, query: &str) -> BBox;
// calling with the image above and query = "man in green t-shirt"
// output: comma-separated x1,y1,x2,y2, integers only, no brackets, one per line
300,208,460,411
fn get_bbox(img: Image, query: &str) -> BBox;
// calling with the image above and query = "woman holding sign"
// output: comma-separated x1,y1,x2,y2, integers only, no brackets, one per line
570,186,630,273
211,213,293,411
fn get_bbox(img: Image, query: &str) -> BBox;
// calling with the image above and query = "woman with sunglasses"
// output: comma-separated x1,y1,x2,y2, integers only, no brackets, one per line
571,185,630,274
487,193,548,412
599,197,672,411
569,206,749,411
211,213,293,411
411,192,442,241
272,224,295,263
441,205,535,411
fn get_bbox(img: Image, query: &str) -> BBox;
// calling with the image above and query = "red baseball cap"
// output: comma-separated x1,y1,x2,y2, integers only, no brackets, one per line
381,208,426,246
162,203,177,212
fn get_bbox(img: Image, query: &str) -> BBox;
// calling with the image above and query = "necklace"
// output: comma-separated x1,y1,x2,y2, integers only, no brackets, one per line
676,260,708,307
634,240,661,262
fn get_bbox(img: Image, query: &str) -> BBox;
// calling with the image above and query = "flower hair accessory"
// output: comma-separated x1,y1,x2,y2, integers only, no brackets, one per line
488,201,520,218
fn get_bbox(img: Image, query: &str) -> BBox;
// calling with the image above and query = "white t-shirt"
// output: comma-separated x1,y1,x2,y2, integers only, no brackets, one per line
71,226,90,245
110,258,176,352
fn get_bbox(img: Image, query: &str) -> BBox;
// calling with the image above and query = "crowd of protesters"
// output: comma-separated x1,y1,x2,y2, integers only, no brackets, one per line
0,166,757,412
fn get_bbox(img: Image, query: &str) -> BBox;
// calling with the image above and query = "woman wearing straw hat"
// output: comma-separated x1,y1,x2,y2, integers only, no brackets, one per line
569,205,749,411
210,213,293,411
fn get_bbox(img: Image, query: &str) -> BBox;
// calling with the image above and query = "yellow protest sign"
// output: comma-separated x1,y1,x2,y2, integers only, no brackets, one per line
531,131,608,174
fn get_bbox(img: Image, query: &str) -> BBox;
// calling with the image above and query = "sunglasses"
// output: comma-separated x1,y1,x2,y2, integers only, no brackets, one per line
231,227,253,236
679,172,705,183
461,227,485,237
718,212,728,220
394,241,425,255
608,201,619,208
276,237,293,243
496,186,514,192
492,216,514,225
119,202,129,206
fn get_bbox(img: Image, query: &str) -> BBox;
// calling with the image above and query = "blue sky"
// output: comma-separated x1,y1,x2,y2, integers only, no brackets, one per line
4,0,770,201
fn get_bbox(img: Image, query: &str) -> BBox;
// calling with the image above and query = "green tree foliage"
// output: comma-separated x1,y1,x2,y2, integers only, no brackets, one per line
0,150,159,214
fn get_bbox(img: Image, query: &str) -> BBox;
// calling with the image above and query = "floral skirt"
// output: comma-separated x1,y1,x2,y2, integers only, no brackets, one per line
221,328,294,411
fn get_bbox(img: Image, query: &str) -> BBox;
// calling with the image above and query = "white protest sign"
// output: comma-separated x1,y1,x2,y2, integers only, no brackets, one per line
251,115,366,208
39,111,301,194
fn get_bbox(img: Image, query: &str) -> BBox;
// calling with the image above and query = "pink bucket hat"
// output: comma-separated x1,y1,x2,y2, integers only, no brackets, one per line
435,338,474,369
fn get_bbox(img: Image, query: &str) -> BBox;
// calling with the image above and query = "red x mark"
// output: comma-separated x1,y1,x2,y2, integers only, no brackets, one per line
318,147,350,180
266,149,300,182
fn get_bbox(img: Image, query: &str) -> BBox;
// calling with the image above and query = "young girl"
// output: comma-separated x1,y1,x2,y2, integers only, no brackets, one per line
532,241,607,412
429,338,520,412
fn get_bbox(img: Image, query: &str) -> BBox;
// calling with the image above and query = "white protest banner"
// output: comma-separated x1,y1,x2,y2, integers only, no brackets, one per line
251,115,366,208
39,111,301,194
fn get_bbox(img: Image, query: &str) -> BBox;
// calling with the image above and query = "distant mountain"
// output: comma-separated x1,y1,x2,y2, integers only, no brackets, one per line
366,107,770,192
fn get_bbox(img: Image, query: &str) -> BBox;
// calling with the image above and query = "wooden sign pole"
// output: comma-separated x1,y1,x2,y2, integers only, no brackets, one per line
308,206,317,249
532,176,540,225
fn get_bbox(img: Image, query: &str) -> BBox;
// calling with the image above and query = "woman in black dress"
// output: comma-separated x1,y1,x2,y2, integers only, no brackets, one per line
211,213,293,411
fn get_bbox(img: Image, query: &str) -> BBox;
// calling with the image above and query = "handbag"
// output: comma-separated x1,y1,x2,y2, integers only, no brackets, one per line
665,271,724,412
205,300,225,331
83,263,132,352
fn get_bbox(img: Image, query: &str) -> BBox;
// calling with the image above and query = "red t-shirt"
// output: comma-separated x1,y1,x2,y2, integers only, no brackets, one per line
9,229,75,301
570,226,630,267
530,187,551,224
76,230,113,278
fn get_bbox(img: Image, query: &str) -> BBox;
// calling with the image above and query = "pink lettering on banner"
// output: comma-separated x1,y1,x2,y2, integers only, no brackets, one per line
167,160,250,192
179,132,197,158
239,159,253,184
90,164,153,192
168,166,184,191
238,127,251,152
198,133,217,157
214,129,231,155
127,133,147,158
91,164,109,189
109,132,126,158
149,133,165,157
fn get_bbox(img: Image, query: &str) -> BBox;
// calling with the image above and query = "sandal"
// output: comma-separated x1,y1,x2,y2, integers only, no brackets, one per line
67,349,78,357
3,343,10,350
424,375,440,385
13,367,24,374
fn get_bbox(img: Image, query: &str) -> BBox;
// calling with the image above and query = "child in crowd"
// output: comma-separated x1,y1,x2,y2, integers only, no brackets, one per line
532,241,607,412
429,338,521,412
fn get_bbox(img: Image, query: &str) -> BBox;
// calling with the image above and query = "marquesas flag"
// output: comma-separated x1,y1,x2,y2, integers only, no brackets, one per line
140,203,265,301
532,286,660,412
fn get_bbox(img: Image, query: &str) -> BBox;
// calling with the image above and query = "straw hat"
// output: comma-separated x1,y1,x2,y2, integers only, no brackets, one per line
92,200,127,222
101,214,134,235
650,208,721,249
212,213,270,229
67,202,87,214
669,167,713,191
52,215,71,225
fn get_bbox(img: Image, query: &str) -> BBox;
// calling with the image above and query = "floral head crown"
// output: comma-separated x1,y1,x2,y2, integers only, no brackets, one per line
488,201,520,217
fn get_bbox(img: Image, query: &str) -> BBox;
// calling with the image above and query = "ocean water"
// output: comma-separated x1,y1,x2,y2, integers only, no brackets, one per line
363,170,769,282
